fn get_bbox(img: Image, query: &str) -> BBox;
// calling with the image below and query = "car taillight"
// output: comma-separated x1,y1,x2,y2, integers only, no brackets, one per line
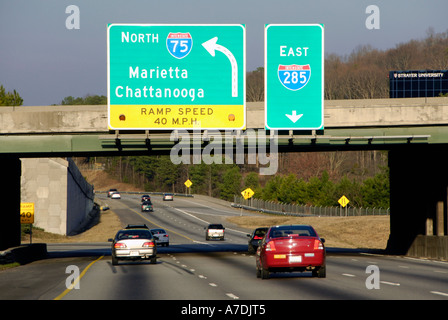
254,235,263,240
314,239,324,250
265,241,276,251
114,242,126,249
143,241,155,248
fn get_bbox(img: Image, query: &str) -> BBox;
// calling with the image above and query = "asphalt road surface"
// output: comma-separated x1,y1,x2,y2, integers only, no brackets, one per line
1,193,448,306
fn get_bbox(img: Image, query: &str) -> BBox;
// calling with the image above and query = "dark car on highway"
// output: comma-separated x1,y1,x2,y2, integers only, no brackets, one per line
141,200,153,212
256,224,326,279
107,188,118,197
247,227,269,254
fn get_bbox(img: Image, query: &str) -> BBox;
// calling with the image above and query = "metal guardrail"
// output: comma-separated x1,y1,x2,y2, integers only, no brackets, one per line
95,190,194,198
232,196,389,217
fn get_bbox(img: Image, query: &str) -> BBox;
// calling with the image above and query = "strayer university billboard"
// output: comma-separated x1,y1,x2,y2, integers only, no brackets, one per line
389,70,448,98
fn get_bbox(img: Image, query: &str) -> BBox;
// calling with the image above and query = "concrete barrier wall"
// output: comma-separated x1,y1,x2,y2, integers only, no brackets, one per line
66,158,95,235
2,97,448,134
407,235,448,261
21,158,94,235
21,158,68,234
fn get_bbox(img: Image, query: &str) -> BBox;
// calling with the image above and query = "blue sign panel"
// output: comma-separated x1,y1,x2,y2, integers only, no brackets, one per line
389,70,448,98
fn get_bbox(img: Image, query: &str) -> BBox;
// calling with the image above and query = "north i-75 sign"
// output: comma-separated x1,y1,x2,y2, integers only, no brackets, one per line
265,24,324,130
107,24,246,130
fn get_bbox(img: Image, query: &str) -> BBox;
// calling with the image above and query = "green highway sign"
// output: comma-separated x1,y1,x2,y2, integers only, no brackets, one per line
265,24,324,130
107,24,246,130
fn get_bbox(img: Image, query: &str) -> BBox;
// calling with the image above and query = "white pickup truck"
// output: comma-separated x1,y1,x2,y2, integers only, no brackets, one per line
205,224,225,240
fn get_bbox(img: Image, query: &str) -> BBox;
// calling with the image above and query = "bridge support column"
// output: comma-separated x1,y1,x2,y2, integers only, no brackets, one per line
387,146,448,256
0,158,21,251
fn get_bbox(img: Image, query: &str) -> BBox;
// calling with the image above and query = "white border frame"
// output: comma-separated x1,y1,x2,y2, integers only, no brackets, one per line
264,24,324,130
107,23,246,131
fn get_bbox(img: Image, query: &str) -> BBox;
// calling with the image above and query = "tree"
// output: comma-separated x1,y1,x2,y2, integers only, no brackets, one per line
59,94,107,105
0,85,23,106
306,171,336,206
244,171,262,198
155,156,180,192
278,174,307,204
246,67,264,101
219,166,242,201
360,167,390,208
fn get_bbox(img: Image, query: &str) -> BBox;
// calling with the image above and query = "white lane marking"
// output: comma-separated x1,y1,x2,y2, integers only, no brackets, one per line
380,281,400,286
342,273,356,277
226,293,240,299
431,291,448,297
173,207,247,235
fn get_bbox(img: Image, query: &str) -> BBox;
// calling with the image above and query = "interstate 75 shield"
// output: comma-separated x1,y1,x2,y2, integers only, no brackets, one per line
166,32,193,59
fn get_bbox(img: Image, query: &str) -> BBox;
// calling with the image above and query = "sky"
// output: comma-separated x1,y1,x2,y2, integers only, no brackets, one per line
1,0,447,106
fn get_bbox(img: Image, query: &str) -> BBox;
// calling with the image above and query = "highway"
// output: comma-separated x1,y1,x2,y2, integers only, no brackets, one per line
1,194,448,304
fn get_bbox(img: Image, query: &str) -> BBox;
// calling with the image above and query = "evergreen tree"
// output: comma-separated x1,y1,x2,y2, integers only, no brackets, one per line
0,85,23,106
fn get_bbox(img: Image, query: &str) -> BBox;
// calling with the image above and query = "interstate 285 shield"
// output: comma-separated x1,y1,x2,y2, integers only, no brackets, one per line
278,64,311,91
166,32,192,59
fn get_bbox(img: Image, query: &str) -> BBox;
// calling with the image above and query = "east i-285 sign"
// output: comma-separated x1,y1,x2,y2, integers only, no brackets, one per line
107,24,246,130
265,24,324,130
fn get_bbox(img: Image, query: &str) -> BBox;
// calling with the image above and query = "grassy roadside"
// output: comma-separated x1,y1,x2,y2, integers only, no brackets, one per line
227,214,390,250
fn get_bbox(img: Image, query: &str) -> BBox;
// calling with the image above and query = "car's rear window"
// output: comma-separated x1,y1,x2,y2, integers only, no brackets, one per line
254,228,268,237
117,230,151,240
208,224,224,229
269,226,316,238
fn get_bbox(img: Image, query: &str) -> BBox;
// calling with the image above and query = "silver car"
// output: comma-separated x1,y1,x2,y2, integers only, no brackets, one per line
163,193,173,201
150,228,169,246
109,227,157,265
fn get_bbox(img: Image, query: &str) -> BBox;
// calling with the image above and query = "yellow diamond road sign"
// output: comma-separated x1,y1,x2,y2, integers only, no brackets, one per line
338,195,350,208
184,179,193,188
241,188,254,200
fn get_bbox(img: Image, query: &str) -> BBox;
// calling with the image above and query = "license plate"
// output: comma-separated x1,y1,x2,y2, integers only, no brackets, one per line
289,255,302,263
274,254,286,259
130,251,139,256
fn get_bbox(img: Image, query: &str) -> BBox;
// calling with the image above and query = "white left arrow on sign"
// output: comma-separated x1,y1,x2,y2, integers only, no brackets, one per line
202,37,238,97
285,110,303,123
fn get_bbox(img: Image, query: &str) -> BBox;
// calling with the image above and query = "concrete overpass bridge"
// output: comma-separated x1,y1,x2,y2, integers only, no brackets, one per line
2,97,448,259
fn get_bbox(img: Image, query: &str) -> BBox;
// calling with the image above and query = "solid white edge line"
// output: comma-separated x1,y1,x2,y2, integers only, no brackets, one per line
430,291,448,297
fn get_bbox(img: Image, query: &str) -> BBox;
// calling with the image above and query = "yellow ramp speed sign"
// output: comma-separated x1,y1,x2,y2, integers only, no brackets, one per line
20,202,35,224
